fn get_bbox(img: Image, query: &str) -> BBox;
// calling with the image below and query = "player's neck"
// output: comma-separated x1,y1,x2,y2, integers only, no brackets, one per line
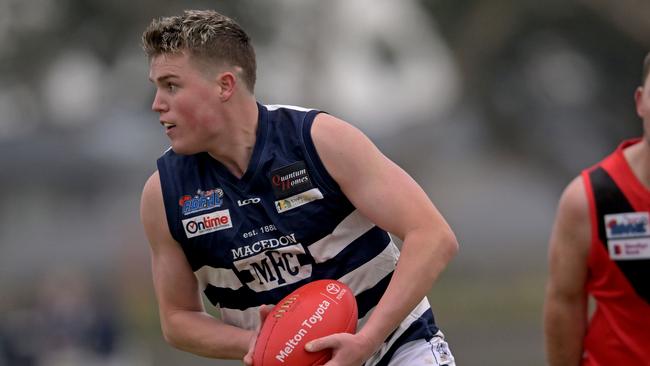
624,137,650,189
207,96,259,179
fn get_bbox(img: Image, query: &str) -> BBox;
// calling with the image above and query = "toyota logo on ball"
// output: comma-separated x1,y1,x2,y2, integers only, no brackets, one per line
326,283,341,295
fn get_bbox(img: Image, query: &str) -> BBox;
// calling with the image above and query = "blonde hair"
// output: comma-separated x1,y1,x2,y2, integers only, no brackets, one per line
142,10,256,92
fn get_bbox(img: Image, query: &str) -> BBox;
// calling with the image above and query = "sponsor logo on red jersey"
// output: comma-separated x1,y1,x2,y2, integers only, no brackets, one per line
605,212,649,239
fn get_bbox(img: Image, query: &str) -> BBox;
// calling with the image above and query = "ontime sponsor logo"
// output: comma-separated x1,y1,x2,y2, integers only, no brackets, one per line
182,209,233,238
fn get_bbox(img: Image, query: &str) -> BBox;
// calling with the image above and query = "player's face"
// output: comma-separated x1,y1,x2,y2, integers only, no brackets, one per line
635,75,650,143
148,52,222,155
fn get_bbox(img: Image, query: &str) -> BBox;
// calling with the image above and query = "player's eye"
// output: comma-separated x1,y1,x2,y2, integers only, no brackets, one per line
166,83,177,93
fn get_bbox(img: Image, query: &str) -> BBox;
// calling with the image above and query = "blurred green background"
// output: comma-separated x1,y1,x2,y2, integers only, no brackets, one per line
1,0,648,365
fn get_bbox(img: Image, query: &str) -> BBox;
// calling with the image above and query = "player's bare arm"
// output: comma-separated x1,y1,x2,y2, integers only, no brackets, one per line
307,113,459,364
140,172,254,359
544,176,591,366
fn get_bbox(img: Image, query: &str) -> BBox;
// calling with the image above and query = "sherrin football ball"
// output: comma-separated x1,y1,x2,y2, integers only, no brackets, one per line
253,279,358,366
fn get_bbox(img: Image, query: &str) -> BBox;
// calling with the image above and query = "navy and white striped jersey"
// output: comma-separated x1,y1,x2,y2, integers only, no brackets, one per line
157,103,439,365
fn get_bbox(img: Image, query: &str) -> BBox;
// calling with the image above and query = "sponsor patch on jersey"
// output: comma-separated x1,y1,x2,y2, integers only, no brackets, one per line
275,188,324,213
237,197,261,207
605,212,650,260
607,238,650,260
270,161,314,199
182,209,233,238
179,188,224,216
604,212,650,239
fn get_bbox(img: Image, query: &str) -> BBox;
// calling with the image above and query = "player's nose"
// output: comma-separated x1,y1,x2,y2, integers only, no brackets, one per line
151,91,168,113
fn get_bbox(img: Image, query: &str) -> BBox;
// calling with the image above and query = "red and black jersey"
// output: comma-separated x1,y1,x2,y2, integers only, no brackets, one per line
581,138,650,366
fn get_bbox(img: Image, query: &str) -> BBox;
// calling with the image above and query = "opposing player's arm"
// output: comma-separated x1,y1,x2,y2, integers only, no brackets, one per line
140,172,254,359
544,176,591,366
307,114,458,363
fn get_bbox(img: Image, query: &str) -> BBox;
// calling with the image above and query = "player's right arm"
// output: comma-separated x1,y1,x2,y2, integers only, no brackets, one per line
140,171,254,359
543,176,591,366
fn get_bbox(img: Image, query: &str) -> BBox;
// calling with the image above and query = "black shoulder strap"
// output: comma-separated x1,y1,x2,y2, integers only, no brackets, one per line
590,166,650,303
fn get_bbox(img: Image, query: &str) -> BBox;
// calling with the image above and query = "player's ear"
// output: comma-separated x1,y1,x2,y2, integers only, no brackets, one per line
217,71,236,101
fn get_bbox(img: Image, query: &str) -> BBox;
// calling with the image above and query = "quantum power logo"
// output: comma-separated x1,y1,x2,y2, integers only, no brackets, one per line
182,209,233,238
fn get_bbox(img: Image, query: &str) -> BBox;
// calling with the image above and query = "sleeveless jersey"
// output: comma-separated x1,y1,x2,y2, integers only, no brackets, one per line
157,104,439,365
581,138,650,365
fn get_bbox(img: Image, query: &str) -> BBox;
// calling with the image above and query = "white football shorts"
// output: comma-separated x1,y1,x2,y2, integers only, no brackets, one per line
386,330,455,366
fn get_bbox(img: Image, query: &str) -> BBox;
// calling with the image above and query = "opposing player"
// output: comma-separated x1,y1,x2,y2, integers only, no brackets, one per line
139,10,458,366
544,53,650,365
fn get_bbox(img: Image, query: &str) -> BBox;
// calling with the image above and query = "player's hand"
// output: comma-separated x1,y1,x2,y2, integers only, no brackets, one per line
243,305,273,366
306,332,378,366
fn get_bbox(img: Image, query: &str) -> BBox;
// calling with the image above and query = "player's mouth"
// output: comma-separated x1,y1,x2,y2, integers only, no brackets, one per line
161,121,176,131
161,121,177,137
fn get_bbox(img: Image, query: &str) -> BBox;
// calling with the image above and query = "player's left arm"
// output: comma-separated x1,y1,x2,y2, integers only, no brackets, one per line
306,113,458,365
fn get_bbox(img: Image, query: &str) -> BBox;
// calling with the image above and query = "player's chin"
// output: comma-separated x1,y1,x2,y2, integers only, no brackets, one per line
170,142,201,156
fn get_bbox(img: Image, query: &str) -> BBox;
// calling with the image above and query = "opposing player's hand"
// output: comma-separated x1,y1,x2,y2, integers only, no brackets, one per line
243,305,273,366
306,332,377,366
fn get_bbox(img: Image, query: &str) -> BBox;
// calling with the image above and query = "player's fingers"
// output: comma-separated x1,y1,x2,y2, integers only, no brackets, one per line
243,330,257,366
260,304,273,323
244,305,272,366
243,345,254,366
243,352,253,366
306,333,341,353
